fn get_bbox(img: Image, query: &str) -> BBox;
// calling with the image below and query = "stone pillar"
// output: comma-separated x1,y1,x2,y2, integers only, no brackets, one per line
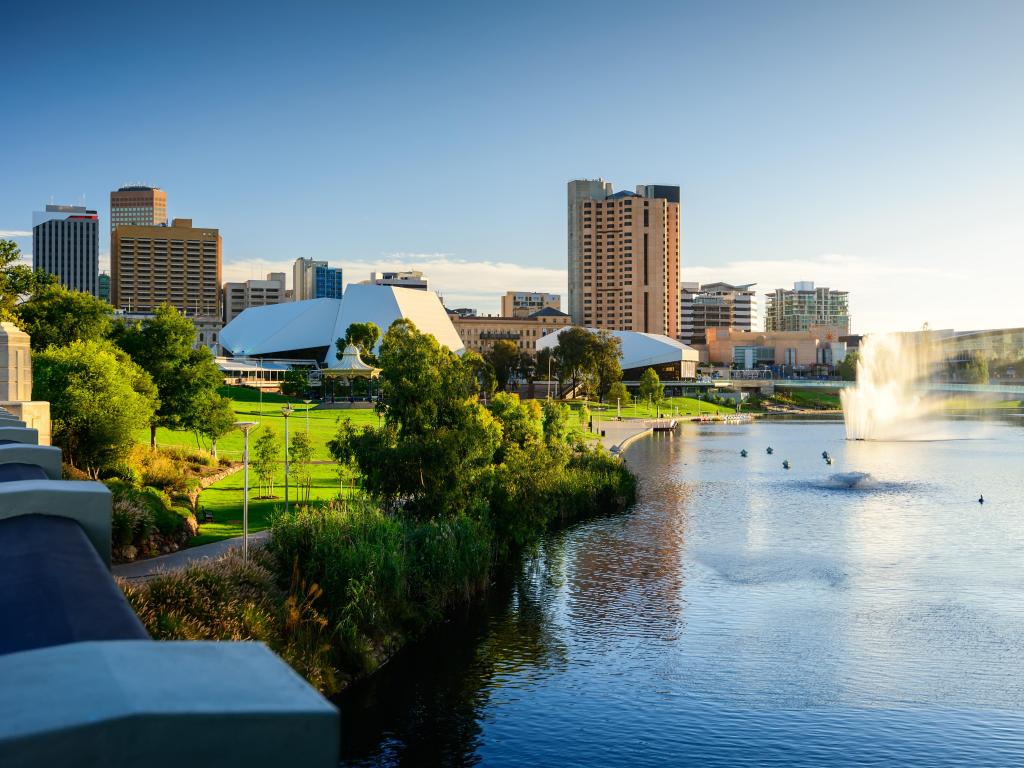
0,323,51,445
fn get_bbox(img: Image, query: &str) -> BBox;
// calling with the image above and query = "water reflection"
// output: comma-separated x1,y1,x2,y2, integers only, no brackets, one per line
339,417,1024,765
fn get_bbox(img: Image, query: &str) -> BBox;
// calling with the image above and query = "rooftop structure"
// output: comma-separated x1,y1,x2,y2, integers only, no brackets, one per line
765,282,850,334
362,271,428,291
219,284,463,364
536,326,699,379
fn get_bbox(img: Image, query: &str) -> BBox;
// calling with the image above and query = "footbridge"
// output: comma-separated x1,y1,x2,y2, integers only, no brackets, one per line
619,377,1024,396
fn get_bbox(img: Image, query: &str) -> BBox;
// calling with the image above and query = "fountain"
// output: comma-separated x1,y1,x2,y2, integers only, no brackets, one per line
841,332,942,440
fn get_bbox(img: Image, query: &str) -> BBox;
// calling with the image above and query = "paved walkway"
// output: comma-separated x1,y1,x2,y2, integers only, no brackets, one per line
595,419,659,453
112,530,271,583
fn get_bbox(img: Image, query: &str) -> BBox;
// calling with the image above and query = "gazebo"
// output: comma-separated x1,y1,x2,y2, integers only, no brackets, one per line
326,344,381,402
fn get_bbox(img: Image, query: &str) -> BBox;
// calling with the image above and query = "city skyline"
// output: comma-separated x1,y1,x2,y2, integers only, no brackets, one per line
3,1,1023,331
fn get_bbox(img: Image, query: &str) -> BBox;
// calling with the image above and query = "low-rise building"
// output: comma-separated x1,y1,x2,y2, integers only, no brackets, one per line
223,272,287,323
451,307,572,354
501,291,561,319
362,270,428,291
704,326,848,371
680,282,756,345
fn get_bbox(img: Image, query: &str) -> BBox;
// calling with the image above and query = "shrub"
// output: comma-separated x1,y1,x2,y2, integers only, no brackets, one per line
111,497,155,547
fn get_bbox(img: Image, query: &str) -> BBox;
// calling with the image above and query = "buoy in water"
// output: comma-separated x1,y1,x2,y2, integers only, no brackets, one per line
782,459,791,469
822,451,830,460
979,494,984,504
740,449,748,457
825,457,833,465
767,447,774,455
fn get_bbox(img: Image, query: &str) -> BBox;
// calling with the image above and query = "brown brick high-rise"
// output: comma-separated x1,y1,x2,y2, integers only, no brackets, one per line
567,180,680,338
111,218,221,317
109,185,167,231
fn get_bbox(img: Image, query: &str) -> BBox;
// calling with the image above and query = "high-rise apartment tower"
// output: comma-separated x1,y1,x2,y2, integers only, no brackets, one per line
110,185,167,231
680,282,756,345
292,258,344,300
567,180,680,337
31,204,99,295
111,218,221,316
765,282,850,334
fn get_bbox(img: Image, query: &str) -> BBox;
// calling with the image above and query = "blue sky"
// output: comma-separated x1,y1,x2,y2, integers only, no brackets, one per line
2,0,1022,330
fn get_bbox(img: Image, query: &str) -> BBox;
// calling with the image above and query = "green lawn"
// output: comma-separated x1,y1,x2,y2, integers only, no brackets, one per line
574,395,735,419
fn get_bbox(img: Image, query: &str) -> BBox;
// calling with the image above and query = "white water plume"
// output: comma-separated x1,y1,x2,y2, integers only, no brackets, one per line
841,333,943,440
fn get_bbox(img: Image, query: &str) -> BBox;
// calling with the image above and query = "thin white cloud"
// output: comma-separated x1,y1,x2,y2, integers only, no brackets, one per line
0,230,31,238
222,253,567,315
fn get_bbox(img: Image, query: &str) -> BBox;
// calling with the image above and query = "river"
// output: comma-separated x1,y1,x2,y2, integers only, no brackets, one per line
337,416,1024,766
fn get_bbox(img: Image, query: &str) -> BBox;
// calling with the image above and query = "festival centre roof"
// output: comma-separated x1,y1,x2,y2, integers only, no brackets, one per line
219,284,465,363
535,327,699,371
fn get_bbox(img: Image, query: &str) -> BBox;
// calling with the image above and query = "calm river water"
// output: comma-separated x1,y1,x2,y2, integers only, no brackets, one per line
338,417,1024,766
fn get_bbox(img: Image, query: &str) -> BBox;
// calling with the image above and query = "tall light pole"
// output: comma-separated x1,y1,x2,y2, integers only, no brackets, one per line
547,354,553,399
303,398,312,435
617,397,621,419
281,405,294,513
234,421,258,562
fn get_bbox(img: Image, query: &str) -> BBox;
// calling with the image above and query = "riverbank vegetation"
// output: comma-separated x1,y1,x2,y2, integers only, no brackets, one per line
121,320,636,694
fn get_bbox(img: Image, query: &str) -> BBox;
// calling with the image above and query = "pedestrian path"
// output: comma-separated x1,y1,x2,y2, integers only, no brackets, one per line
112,530,270,583
597,419,660,453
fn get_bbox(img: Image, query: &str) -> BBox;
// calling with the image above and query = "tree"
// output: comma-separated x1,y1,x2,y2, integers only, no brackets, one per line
638,368,665,413
489,392,543,460
253,426,281,498
462,350,497,400
607,381,630,410
554,326,593,397
336,321,381,364
32,340,157,476
281,368,309,398
289,431,314,503
346,319,501,517
962,353,989,384
192,391,236,459
485,340,521,391
541,400,572,443
326,418,359,492
0,239,56,324
115,304,224,447
15,284,113,351
835,351,859,381
588,331,623,401
536,346,558,385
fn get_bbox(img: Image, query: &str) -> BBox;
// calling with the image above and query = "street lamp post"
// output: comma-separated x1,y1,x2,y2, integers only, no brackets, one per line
234,421,258,562
547,354,553,399
617,397,621,419
303,398,312,434
281,405,294,512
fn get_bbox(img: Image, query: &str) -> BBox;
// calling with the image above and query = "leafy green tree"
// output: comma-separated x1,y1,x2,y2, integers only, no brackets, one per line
462,350,497,400
554,326,592,396
485,340,521,391
607,381,630,409
281,368,309,398
536,346,558,385
192,391,236,459
962,353,989,384
489,392,543,460
115,304,224,447
588,330,623,401
289,431,314,503
32,340,157,476
15,284,113,351
326,418,359,491
346,319,501,517
638,368,665,413
253,425,281,498
336,321,381,364
518,351,536,383
0,239,57,324
835,350,859,381
541,400,572,443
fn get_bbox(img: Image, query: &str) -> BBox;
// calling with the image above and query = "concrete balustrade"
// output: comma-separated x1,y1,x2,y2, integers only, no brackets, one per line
0,443,61,479
0,641,339,768
0,426,38,444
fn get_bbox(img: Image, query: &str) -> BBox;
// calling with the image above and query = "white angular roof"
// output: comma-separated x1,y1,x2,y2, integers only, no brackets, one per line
219,285,464,364
326,284,463,368
219,298,343,357
535,327,698,369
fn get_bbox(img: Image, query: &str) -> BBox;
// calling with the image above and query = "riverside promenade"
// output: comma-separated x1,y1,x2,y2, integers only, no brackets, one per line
113,530,270,583
598,419,674,454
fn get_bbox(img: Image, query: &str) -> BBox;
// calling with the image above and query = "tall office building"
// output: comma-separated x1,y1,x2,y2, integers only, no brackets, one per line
501,291,561,318
111,218,221,316
567,179,680,337
223,272,288,322
292,258,344,300
680,282,756,345
98,272,111,303
110,185,167,230
765,281,850,334
31,205,99,295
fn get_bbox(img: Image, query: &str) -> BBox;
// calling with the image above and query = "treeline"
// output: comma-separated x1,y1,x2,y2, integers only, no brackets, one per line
1,239,234,477
125,320,637,692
